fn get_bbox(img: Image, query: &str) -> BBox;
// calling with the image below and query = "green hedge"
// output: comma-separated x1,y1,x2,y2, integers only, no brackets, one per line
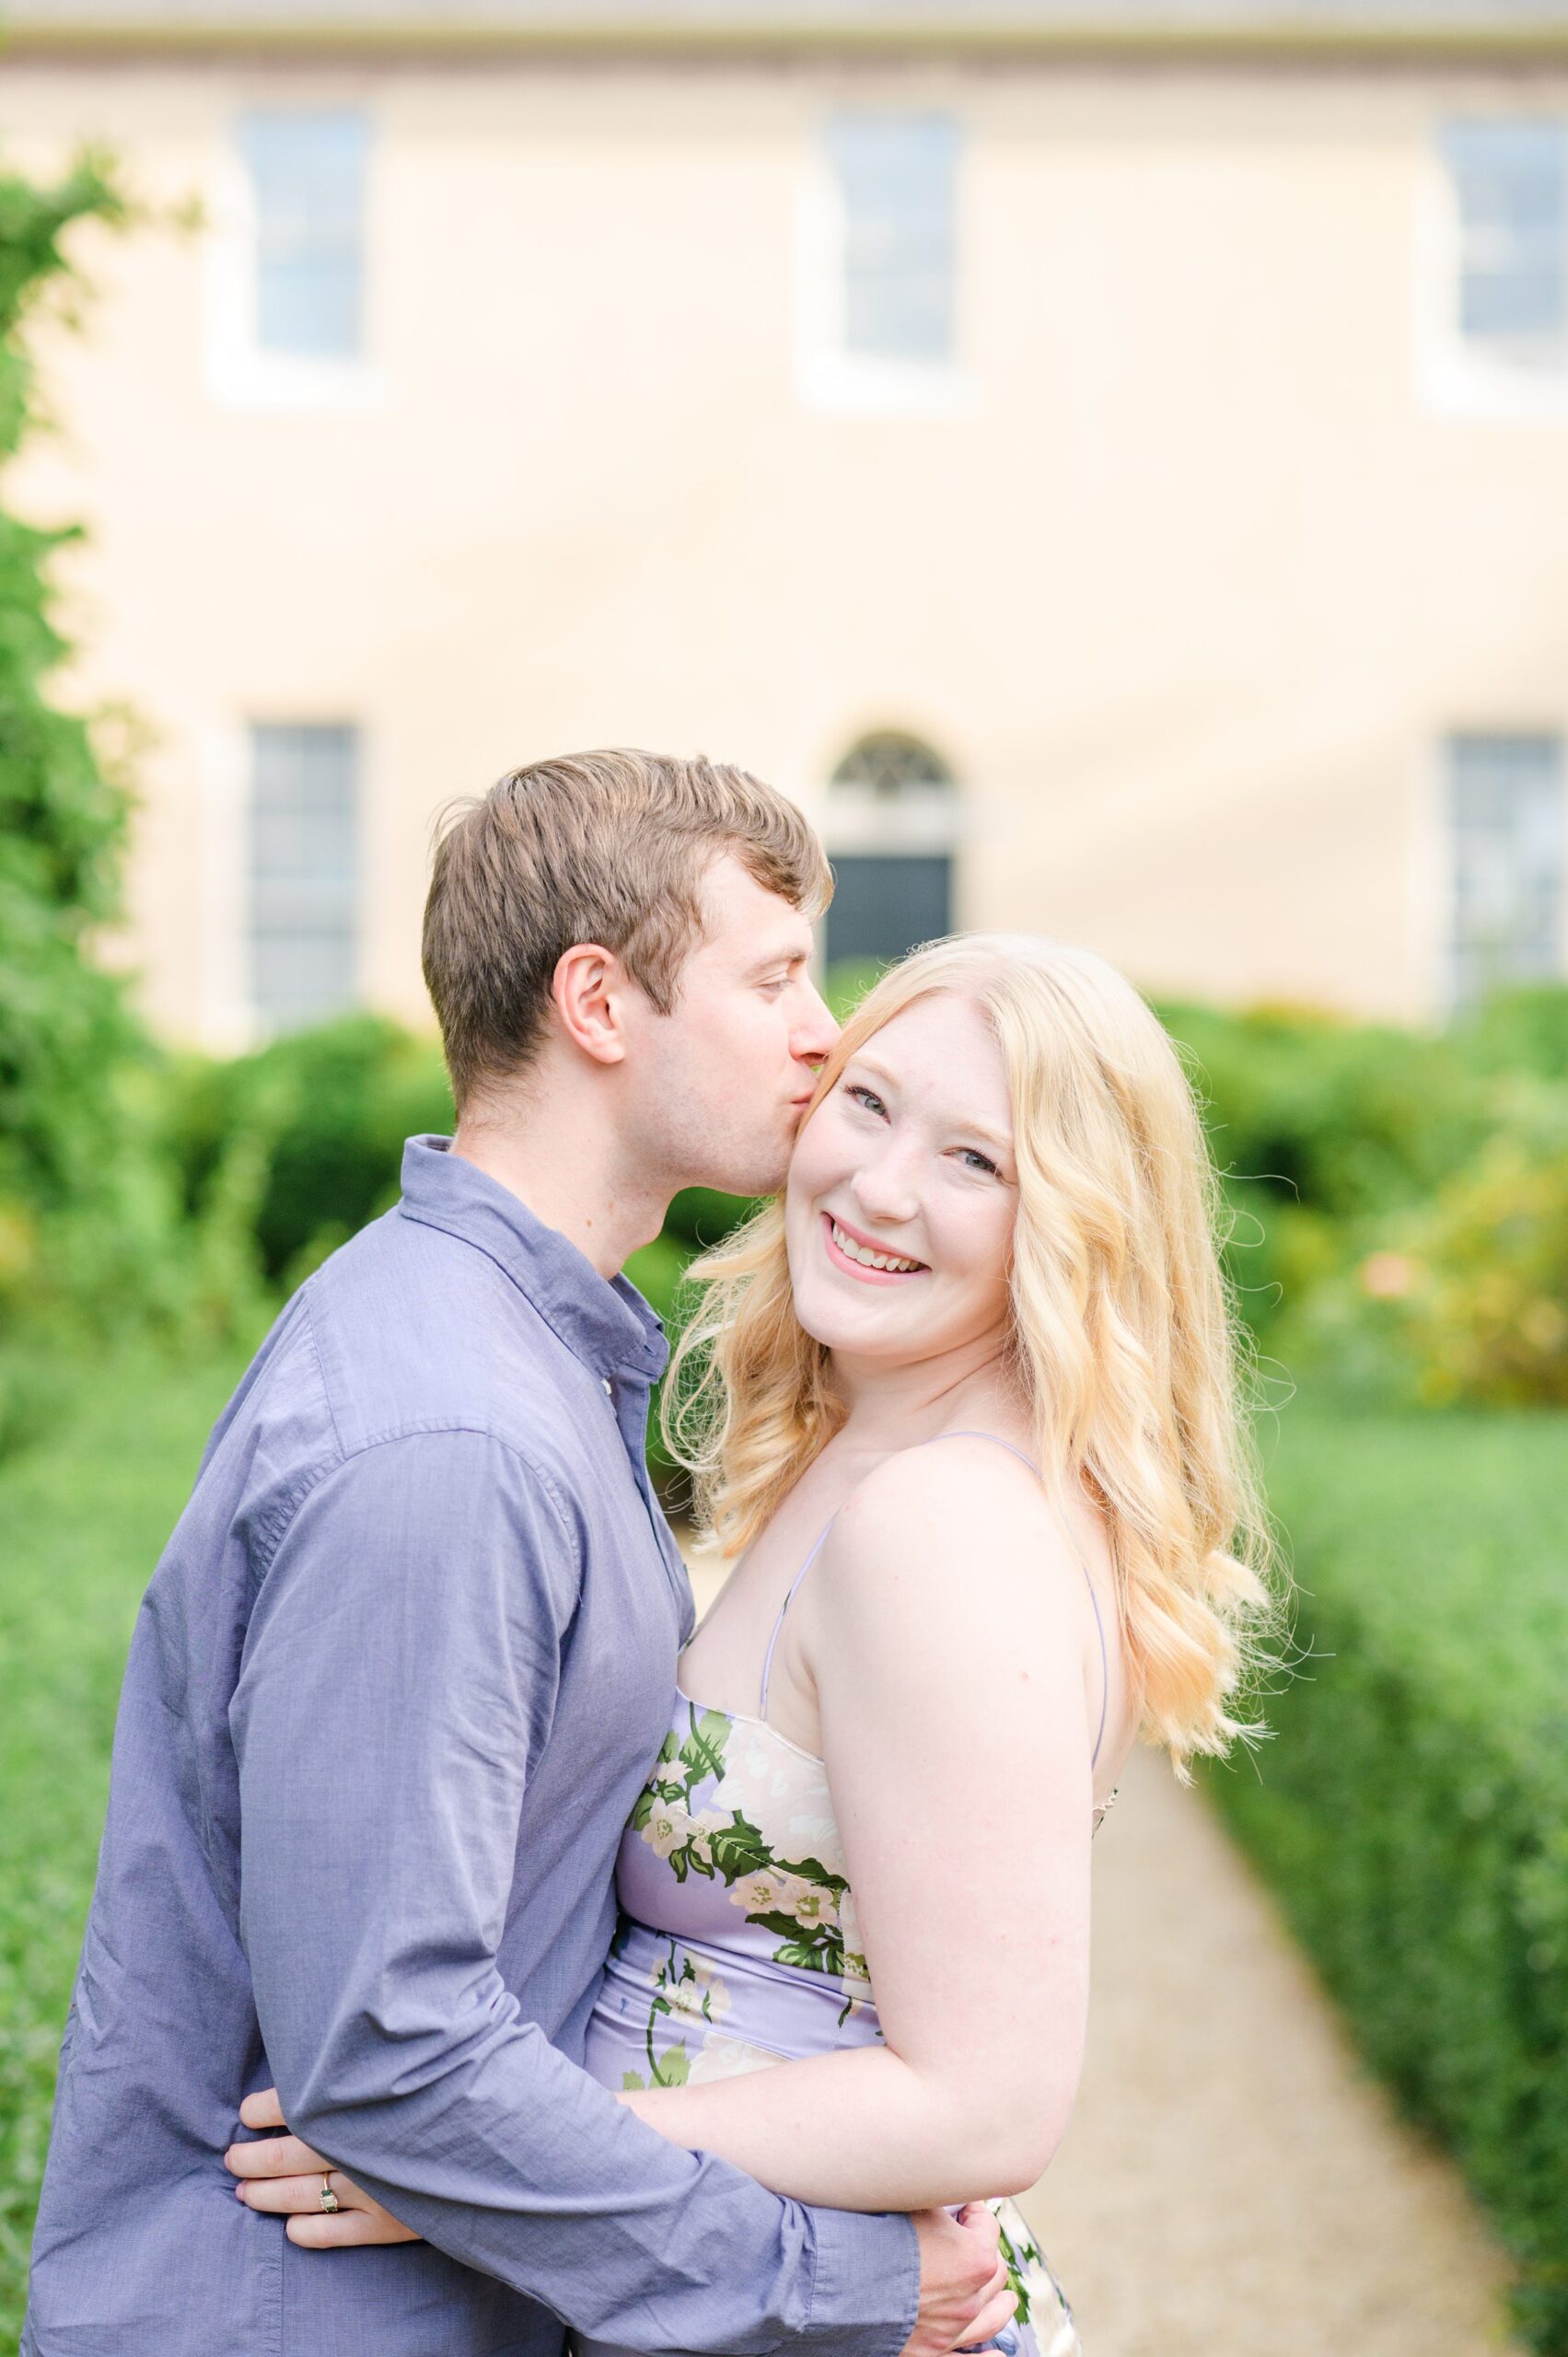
1209,1392,1568,2351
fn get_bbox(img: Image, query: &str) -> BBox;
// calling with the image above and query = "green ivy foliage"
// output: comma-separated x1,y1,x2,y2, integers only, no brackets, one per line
0,154,185,1344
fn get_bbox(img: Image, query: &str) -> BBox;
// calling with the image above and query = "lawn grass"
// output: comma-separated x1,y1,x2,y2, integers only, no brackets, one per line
1208,1387,1568,2352
0,1340,253,2346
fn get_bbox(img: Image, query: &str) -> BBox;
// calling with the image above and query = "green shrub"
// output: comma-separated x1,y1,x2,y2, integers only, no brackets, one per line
1454,982,1568,1085
1155,999,1491,1221
159,1015,452,1287
1152,1000,1493,1343
1304,1144,1568,1409
1210,1393,1568,2351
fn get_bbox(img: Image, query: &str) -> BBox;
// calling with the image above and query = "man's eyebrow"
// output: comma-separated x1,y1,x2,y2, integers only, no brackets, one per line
744,943,812,978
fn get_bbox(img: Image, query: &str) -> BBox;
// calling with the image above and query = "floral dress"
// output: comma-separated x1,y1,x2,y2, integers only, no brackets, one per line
580,1689,1099,2357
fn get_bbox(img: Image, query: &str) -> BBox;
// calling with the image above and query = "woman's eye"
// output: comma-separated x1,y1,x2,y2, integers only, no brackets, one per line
957,1147,1000,1176
846,1084,888,1119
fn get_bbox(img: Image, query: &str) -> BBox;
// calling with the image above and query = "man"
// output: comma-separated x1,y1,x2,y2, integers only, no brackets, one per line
25,751,1011,2357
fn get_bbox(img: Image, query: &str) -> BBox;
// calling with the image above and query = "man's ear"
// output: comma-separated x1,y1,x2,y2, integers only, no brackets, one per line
551,942,631,1066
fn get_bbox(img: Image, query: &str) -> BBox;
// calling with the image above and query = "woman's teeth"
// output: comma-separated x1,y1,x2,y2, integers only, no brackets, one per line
830,1219,924,1273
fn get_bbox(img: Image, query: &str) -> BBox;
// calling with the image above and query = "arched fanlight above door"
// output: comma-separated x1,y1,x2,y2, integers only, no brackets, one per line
824,731,958,970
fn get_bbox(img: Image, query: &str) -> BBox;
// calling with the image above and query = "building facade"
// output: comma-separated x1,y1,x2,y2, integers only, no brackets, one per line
6,1,1568,1044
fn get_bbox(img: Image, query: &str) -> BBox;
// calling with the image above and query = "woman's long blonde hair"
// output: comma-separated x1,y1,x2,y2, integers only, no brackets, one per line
664,934,1279,1771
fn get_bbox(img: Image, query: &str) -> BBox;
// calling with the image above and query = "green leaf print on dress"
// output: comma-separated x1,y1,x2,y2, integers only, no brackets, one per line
632,1703,855,1977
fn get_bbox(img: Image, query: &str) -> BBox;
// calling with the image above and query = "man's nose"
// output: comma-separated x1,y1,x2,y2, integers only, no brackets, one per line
792,978,840,1067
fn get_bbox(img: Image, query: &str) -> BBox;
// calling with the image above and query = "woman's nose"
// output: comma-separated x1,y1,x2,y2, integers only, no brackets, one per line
851,1155,920,1229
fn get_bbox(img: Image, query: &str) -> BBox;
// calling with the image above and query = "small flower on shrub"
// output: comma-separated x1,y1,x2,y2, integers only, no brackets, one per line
1343,1147,1568,1408
1359,1251,1419,1301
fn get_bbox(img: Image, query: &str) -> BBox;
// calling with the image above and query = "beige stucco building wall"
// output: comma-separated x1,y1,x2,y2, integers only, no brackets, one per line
5,37,1568,1042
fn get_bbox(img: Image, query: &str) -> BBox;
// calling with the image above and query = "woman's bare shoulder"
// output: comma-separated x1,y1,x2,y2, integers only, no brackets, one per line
819,1433,1070,1613
807,1438,1104,1769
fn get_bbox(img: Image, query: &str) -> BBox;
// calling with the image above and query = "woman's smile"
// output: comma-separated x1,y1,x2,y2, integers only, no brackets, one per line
820,1211,930,1283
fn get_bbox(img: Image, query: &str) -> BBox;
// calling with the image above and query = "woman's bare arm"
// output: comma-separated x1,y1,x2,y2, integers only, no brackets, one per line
613,1441,1097,2212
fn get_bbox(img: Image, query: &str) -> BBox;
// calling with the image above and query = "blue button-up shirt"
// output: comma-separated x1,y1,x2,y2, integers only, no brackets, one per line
25,1137,918,2357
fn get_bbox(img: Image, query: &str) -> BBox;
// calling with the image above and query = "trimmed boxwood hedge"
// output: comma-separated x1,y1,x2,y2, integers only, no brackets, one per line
1208,1392,1568,2351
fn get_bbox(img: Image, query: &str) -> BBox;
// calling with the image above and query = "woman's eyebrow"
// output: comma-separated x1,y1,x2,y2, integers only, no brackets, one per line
849,1055,1012,1153
960,1122,1015,1155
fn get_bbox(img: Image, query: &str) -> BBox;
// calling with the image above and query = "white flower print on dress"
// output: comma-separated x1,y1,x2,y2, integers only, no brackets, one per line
687,2034,778,2084
691,1956,732,2020
713,1736,842,1873
640,1799,693,1862
729,1867,796,1917
837,1887,871,1984
662,1971,706,2021
784,1881,839,1932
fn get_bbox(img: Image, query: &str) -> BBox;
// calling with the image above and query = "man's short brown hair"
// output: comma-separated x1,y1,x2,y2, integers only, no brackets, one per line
423,749,831,1109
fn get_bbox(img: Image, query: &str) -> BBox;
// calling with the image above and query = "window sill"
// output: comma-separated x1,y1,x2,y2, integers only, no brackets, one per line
796,352,978,420
206,350,390,417
1417,343,1568,424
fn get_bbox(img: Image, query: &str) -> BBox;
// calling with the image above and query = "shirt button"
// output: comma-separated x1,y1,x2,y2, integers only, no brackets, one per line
602,1379,613,1396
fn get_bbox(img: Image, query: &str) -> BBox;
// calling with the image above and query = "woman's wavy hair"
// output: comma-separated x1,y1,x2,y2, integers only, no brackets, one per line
664,933,1281,1772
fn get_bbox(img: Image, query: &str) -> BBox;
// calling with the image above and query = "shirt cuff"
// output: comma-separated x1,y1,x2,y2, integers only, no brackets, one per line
805,2206,920,2357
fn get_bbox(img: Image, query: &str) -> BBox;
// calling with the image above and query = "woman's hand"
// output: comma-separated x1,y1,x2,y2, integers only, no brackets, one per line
225,2089,422,2247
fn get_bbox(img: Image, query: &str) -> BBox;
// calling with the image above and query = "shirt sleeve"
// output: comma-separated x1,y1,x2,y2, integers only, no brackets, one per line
231,1428,918,2357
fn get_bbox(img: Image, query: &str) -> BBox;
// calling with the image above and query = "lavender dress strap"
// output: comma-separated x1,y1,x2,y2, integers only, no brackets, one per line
759,1516,841,1718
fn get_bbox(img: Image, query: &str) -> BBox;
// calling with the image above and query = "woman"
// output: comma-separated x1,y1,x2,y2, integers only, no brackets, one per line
226,935,1272,2354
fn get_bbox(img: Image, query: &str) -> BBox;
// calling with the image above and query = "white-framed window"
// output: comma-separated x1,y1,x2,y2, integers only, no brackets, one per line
241,110,368,360
1445,732,1564,1012
1419,119,1568,418
797,113,970,415
823,732,958,969
207,107,382,411
248,722,360,1032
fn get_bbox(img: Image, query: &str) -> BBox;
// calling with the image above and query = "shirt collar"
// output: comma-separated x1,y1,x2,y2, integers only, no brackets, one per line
396,1135,668,1385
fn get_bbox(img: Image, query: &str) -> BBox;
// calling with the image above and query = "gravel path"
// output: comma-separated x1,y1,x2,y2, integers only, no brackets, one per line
1018,1748,1524,2357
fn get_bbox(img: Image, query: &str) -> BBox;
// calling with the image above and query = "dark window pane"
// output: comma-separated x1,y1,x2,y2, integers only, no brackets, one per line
826,854,953,969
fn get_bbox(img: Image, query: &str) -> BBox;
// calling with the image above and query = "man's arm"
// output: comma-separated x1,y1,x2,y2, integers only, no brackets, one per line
232,1426,917,2357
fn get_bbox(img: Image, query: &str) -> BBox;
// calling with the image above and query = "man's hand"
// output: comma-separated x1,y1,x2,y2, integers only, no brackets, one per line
903,2203,1016,2356
228,2088,1016,2356
226,2088,421,2248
